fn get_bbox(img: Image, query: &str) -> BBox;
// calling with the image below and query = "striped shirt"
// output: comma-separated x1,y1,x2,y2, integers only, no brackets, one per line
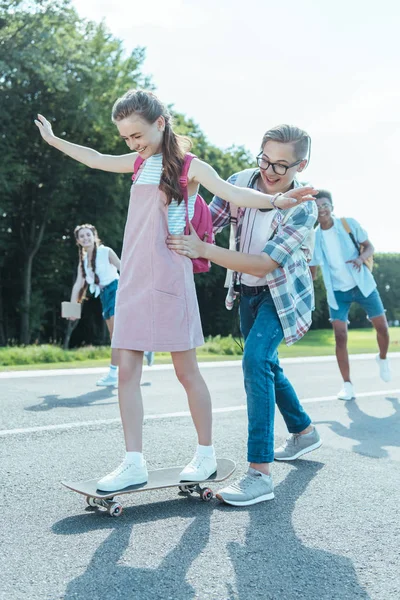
210,171,318,346
135,153,197,234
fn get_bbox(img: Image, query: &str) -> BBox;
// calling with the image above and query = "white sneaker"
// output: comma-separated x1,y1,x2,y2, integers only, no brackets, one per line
96,373,117,387
337,381,355,401
97,460,148,492
179,452,217,482
376,354,391,382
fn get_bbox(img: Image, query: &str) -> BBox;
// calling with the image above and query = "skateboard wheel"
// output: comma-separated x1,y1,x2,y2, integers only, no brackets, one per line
109,502,123,517
201,488,213,502
86,496,97,508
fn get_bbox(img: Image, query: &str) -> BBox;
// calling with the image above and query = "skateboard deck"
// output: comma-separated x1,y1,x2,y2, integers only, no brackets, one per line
62,458,236,516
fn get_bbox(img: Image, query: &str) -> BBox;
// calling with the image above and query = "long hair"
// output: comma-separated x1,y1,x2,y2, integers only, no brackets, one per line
111,89,192,205
74,224,101,303
261,124,311,162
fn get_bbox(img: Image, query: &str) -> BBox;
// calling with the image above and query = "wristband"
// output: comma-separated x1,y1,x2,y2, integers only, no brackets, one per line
271,193,283,209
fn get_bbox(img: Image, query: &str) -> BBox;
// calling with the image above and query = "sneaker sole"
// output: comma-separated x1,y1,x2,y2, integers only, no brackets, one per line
179,469,217,483
96,382,118,387
97,478,148,492
216,492,275,506
274,440,322,461
337,395,355,401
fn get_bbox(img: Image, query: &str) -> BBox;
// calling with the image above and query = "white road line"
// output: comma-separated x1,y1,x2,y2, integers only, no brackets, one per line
1,352,399,379
1,389,399,437
301,388,400,403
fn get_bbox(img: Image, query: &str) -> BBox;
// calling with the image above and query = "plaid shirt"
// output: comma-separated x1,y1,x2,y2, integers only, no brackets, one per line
210,171,318,346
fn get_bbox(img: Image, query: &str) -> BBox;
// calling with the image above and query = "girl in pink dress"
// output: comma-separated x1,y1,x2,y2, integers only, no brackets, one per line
35,89,316,492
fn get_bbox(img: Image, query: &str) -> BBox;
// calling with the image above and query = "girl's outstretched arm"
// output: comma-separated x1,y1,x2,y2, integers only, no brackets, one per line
34,115,136,173
108,249,121,271
189,159,317,210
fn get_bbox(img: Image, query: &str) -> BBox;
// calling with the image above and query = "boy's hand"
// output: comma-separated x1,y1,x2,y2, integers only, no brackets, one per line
346,257,363,272
167,224,207,259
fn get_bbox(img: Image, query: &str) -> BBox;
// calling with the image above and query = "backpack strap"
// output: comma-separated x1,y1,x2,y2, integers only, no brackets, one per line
341,217,360,253
223,169,257,303
233,168,258,189
179,153,197,234
131,155,145,182
341,217,351,234
179,152,196,187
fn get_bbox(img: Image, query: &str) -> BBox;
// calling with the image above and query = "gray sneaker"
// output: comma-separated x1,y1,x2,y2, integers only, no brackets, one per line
216,468,274,506
274,427,322,461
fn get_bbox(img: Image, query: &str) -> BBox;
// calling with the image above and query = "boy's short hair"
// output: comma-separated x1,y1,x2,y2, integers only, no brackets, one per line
315,190,333,205
261,125,310,161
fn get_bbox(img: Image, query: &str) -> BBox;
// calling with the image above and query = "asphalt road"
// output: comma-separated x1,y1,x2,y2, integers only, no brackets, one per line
1,354,399,600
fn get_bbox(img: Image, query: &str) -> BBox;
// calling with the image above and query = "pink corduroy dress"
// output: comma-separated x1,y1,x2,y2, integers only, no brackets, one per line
111,160,204,352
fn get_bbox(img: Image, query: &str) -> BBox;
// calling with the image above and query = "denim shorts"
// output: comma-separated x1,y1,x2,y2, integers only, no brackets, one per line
329,286,385,322
99,279,118,320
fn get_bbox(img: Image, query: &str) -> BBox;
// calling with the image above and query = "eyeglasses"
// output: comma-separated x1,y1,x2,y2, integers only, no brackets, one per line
256,154,303,176
317,203,331,210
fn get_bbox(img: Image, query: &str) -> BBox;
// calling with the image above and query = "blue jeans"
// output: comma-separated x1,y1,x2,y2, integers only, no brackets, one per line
240,287,311,463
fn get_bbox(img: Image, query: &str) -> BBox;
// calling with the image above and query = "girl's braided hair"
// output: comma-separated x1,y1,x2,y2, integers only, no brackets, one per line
74,224,101,303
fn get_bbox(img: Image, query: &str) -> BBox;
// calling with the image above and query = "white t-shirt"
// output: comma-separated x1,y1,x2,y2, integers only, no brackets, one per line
84,245,119,295
240,208,276,287
321,228,355,291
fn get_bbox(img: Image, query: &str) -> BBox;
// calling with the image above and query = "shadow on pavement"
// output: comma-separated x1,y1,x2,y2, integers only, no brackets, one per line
222,460,369,599
315,396,400,459
53,498,211,600
24,388,117,411
52,460,369,599
24,380,152,412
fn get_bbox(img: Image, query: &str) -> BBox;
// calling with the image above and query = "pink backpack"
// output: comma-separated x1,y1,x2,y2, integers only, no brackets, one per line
132,152,213,274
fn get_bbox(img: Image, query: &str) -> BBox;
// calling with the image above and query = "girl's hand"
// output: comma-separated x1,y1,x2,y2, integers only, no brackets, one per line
167,224,207,259
275,186,318,209
34,114,55,144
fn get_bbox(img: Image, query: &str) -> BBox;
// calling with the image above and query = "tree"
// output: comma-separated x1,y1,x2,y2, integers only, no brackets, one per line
0,0,149,343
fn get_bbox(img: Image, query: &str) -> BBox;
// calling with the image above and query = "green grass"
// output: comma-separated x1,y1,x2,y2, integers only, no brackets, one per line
278,326,400,357
0,328,399,371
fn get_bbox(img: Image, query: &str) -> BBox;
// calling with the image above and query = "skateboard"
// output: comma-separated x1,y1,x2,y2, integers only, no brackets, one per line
62,458,236,517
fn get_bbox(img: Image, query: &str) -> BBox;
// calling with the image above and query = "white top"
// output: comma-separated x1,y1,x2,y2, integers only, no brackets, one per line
239,208,276,286
321,227,355,291
135,153,197,234
84,245,119,297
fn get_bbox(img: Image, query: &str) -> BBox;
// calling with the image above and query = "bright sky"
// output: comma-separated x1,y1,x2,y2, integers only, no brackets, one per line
72,0,400,252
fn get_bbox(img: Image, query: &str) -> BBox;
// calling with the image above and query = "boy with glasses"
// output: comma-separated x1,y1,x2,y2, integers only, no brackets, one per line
168,124,322,506
310,191,390,401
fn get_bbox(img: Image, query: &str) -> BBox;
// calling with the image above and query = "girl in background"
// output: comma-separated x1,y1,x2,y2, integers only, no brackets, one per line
70,223,154,387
